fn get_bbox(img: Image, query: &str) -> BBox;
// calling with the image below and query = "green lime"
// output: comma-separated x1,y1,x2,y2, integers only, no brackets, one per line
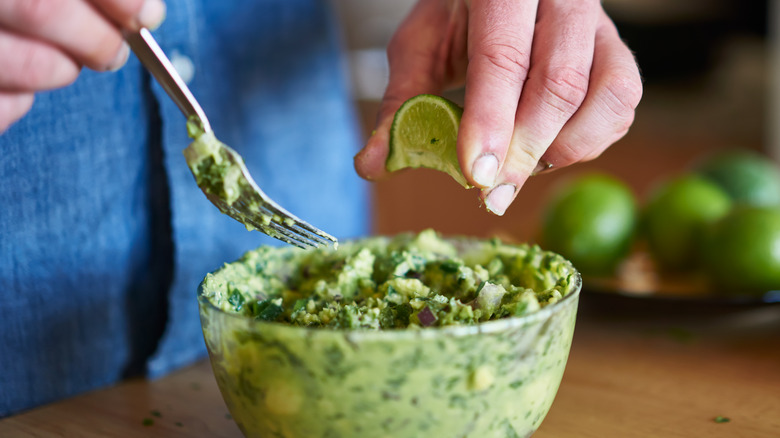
642,175,732,271
542,173,637,276
387,94,470,188
703,206,780,294
694,149,780,207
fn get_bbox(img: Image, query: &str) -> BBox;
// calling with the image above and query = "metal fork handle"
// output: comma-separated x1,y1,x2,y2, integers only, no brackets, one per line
124,28,212,133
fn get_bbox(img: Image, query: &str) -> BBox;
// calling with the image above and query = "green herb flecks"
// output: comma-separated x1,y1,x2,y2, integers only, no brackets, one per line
202,229,579,330
253,298,283,321
379,302,413,329
227,286,245,311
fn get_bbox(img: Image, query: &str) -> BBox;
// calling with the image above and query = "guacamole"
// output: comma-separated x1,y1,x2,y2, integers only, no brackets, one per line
198,230,581,438
182,118,287,236
183,118,245,204
201,229,578,329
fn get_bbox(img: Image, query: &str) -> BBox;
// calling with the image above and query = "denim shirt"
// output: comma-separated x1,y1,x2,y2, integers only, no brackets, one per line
0,0,369,417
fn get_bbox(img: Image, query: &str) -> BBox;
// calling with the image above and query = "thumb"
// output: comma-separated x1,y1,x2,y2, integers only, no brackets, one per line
354,0,465,181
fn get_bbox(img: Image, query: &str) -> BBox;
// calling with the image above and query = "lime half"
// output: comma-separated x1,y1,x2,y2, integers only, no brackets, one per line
387,94,470,188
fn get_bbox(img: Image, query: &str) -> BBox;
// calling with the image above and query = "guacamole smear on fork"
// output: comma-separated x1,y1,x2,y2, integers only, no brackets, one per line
183,118,245,205
183,117,288,235
201,229,579,329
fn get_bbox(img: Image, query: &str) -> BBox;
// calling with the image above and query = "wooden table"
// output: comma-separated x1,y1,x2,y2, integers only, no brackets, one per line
2,297,778,437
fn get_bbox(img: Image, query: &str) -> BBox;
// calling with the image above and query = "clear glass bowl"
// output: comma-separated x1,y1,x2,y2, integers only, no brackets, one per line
198,237,581,438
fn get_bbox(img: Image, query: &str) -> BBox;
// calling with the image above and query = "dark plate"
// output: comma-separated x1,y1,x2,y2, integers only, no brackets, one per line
578,251,780,316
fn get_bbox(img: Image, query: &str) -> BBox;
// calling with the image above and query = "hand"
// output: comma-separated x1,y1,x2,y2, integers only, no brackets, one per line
0,0,166,133
354,0,643,215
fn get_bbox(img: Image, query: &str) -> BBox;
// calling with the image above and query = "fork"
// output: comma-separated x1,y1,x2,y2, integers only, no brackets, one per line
124,28,337,249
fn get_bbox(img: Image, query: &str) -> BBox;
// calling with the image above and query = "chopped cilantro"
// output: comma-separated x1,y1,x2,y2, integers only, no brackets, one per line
381,391,400,400
142,418,154,426
380,302,413,329
292,299,308,313
150,409,161,418
254,299,283,321
502,419,522,438
508,380,524,389
227,286,245,311
714,415,730,423
396,303,412,326
439,260,461,273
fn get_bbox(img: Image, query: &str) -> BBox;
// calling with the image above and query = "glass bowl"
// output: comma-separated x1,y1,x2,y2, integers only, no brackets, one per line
198,234,581,438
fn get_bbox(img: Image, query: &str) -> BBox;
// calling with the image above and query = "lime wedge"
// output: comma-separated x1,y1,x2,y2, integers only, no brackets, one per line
387,94,471,188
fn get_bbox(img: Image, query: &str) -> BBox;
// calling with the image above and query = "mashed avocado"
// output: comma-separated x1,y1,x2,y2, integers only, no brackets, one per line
201,229,578,330
183,118,245,205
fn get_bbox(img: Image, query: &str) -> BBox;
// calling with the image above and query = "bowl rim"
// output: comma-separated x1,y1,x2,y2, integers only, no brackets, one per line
197,237,582,342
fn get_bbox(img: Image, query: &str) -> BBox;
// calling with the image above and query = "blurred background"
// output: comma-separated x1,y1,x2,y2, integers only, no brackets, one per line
332,0,773,241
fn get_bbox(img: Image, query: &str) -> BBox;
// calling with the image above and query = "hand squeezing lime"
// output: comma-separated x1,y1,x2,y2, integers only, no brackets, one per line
386,94,471,188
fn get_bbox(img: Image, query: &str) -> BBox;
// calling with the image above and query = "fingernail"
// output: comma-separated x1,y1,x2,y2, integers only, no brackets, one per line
108,42,130,71
532,160,554,176
485,184,516,216
138,0,167,30
472,154,498,188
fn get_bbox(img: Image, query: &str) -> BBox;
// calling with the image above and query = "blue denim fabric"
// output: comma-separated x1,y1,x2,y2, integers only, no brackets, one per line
0,0,369,417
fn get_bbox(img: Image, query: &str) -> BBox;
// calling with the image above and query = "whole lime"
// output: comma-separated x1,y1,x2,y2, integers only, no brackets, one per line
703,206,780,294
694,149,780,207
542,173,637,276
642,175,732,271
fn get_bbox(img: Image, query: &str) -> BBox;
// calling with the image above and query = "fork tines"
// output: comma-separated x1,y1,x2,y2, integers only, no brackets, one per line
258,201,337,249
211,192,337,250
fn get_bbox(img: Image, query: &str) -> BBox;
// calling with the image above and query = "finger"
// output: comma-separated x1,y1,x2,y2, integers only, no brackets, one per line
0,30,80,92
458,0,538,189
502,0,599,178
0,91,34,133
538,10,642,169
0,0,129,71
89,0,166,31
354,0,467,181
481,0,600,215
